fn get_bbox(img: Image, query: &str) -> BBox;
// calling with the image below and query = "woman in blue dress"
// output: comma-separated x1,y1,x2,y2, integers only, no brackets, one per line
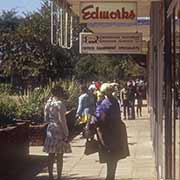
95,83,130,180
44,86,70,180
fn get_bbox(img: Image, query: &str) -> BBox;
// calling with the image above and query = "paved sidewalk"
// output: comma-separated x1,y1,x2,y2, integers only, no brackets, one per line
29,106,157,180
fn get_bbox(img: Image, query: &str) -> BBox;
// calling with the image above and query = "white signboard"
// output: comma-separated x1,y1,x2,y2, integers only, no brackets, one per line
79,33,142,54
80,1,137,23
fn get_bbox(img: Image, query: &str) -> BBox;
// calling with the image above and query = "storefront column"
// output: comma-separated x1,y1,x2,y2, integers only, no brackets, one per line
164,0,172,179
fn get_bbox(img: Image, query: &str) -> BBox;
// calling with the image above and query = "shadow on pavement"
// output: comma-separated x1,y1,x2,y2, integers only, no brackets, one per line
33,176,105,180
3,155,48,180
63,177,105,180
62,177,143,180
28,176,145,180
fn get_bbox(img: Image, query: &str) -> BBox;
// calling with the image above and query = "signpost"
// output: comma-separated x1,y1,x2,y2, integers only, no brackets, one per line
79,32,142,54
79,1,137,23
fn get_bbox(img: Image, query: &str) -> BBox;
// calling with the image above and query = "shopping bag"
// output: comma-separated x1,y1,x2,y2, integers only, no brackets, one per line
84,115,97,139
119,120,130,159
84,138,99,155
63,142,72,153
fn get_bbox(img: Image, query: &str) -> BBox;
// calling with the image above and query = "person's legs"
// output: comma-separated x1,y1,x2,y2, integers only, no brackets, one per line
106,160,118,180
123,101,127,119
131,100,135,119
140,105,142,116
138,99,143,117
57,153,63,180
48,153,55,180
127,102,131,119
136,105,139,117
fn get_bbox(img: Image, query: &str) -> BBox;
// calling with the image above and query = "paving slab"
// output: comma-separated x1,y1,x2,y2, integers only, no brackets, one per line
27,106,157,180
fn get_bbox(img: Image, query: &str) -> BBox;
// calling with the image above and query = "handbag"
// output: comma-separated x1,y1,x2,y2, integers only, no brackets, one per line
63,141,72,153
118,120,130,159
84,115,97,139
84,138,99,155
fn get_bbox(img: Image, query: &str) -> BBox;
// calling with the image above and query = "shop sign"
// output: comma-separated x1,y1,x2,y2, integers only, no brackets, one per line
79,32,142,54
79,1,137,23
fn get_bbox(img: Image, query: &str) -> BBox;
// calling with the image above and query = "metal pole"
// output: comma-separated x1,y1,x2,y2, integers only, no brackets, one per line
172,9,176,180
164,0,172,179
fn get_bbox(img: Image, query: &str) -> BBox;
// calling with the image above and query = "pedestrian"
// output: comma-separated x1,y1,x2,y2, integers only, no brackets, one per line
76,84,91,124
127,81,136,119
95,83,129,180
88,85,97,115
136,86,143,117
120,84,130,120
43,85,70,180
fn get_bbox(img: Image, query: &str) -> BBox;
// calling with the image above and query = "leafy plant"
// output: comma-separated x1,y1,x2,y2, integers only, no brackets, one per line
0,83,20,95
0,94,18,126
57,80,79,110
17,86,51,123
16,80,78,123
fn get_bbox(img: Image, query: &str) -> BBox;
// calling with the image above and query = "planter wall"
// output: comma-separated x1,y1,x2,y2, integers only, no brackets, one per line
0,122,29,177
29,108,77,146
29,123,47,146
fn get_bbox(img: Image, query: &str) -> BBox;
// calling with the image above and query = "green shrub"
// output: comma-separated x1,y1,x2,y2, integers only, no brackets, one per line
0,83,20,95
0,83,12,94
17,87,51,123
0,94,18,126
55,80,79,110
16,80,78,123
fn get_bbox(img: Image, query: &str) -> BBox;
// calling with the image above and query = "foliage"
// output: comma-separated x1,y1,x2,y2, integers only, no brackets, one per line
0,9,22,32
0,94,18,126
75,55,145,81
16,80,78,123
0,83,18,95
55,80,79,110
0,1,74,88
0,0,146,89
17,86,51,122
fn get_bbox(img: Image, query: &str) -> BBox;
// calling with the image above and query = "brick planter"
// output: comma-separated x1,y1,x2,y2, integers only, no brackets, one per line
29,123,47,146
29,108,77,146
0,121,29,178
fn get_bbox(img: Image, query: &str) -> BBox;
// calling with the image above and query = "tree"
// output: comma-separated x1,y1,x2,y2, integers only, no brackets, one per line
0,0,146,87
0,9,22,32
74,54,145,81
0,1,74,88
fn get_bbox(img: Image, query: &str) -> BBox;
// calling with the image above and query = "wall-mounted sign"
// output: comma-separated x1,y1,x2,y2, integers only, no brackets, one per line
79,32,142,54
176,33,180,53
80,1,137,23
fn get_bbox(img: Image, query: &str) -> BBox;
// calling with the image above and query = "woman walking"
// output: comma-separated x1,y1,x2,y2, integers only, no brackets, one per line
43,85,70,180
95,83,129,180
76,84,92,124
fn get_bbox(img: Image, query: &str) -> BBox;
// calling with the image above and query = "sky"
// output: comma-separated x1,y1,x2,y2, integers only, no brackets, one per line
0,0,42,16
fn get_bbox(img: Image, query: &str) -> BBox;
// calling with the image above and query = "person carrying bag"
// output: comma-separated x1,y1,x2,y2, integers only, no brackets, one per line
93,83,130,180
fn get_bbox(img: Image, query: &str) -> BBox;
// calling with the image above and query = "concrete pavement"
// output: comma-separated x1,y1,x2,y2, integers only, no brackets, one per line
29,106,157,180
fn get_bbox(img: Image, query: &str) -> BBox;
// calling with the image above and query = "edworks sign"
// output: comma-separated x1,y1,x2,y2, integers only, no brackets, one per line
80,1,137,23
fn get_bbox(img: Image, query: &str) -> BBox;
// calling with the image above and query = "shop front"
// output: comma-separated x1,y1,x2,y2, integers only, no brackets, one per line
149,0,180,179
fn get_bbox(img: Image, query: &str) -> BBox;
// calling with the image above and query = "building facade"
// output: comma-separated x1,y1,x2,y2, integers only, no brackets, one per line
51,0,180,178
149,0,180,179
